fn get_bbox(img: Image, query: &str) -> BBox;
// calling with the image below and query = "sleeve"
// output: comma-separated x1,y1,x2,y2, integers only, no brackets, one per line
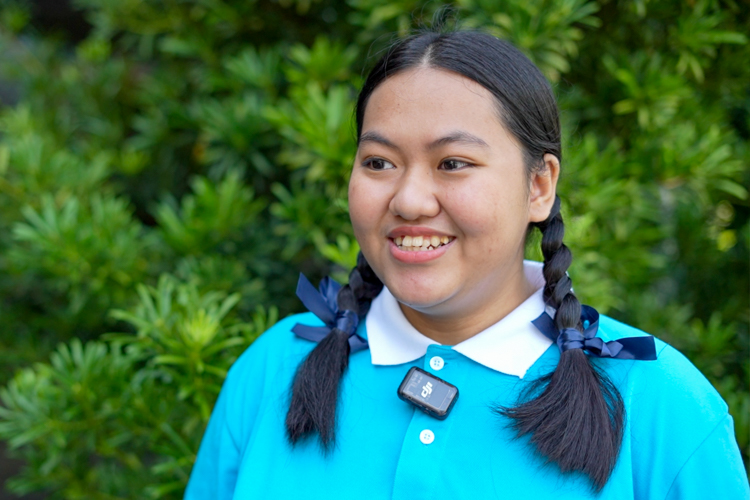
183,375,242,500
621,339,750,499
182,314,309,499
664,414,750,500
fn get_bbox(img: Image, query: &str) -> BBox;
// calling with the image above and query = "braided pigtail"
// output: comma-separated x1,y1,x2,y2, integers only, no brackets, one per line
286,252,383,450
498,196,624,490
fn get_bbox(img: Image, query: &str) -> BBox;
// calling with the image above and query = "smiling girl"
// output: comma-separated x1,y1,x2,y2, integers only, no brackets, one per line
185,30,749,499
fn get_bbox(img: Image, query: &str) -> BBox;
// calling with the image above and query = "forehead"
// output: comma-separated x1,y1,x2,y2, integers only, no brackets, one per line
361,67,506,140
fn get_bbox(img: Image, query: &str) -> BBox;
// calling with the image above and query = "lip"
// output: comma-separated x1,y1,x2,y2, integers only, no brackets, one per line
389,237,454,263
387,226,454,238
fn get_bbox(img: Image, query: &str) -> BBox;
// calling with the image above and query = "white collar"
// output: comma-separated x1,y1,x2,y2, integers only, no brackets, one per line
365,260,553,379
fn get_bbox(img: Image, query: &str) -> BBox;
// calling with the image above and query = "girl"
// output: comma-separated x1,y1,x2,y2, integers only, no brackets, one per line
185,29,749,499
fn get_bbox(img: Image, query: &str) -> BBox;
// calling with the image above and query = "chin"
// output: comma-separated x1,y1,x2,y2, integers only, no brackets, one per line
385,280,453,311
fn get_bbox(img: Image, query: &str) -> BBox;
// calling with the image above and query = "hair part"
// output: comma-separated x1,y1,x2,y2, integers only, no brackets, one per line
355,30,561,175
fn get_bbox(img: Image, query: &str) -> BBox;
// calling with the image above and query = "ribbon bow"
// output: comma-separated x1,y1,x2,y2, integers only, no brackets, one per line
291,274,368,353
532,305,657,360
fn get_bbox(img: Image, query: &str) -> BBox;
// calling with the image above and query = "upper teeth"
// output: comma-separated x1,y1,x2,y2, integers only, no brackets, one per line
394,235,453,251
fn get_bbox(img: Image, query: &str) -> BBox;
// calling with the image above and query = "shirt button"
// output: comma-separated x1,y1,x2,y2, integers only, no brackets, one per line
420,429,435,445
429,356,445,371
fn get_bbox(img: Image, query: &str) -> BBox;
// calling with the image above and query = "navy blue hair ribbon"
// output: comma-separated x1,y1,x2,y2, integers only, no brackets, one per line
532,305,657,360
291,274,368,353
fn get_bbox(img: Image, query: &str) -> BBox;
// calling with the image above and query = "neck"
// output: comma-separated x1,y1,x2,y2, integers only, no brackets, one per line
398,260,539,345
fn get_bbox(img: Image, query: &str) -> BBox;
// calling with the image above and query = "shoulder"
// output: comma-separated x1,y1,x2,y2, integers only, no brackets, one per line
599,315,725,408
239,311,322,359
597,313,728,419
226,312,321,383
596,314,744,496
209,313,322,444
218,312,322,408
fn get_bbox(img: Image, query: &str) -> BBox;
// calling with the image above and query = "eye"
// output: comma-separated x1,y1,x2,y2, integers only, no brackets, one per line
362,157,395,170
440,159,473,171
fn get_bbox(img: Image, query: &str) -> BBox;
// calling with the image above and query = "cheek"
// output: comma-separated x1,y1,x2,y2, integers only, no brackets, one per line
444,178,528,243
443,184,501,234
348,175,378,239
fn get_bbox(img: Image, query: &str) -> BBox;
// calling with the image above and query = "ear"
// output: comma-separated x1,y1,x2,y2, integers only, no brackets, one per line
528,153,560,223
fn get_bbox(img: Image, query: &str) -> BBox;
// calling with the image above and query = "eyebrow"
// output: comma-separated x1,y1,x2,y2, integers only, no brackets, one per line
427,131,489,150
358,130,490,151
358,131,399,149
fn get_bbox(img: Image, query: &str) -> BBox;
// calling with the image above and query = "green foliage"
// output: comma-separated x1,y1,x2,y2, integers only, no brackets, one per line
11,194,151,313
670,0,747,83
462,0,602,81
0,275,275,498
0,0,747,496
108,275,259,420
0,340,139,497
285,36,359,88
155,170,264,255
267,82,357,183
0,105,110,223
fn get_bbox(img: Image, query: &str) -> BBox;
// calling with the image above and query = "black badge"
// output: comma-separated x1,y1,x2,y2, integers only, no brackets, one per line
397,366,459,420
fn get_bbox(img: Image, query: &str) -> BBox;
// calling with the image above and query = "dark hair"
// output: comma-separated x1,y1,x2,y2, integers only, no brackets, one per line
285,252,383,450
286,29,624,490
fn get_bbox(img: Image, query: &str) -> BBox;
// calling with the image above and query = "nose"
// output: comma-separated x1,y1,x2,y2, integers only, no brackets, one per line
389,165,440,221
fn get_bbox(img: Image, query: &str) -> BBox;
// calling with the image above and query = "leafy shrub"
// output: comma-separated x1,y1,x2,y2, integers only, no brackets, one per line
0,275,275,498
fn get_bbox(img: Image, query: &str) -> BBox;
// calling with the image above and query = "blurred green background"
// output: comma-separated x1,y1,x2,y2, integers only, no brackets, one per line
0,0,747,498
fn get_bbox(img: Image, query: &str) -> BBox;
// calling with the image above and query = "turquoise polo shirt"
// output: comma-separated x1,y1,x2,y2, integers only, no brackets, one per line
185,264,749,499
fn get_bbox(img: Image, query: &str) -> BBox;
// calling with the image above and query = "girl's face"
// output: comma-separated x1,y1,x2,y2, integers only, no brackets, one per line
349,67,557,326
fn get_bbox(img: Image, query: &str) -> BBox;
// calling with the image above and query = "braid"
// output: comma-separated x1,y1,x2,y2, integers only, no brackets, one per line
340,252,384,316
497,196,624,491
537,196,580,329
286,252,383,449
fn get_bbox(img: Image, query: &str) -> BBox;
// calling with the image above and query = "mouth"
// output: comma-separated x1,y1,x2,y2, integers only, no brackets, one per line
391,235,456,252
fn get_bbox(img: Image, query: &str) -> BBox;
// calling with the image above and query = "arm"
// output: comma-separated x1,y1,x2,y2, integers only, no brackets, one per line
619,338,750,499
183,377,242,500
664,414,749,500
182,314,311,499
